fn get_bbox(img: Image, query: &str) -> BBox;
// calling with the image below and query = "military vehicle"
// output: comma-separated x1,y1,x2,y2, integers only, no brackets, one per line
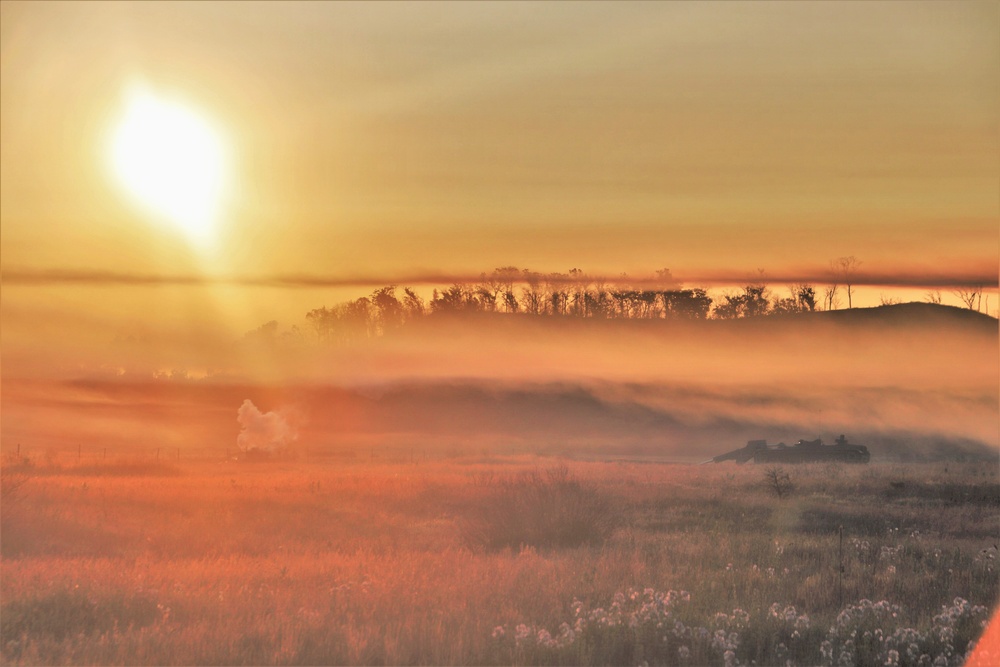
707,435,870,464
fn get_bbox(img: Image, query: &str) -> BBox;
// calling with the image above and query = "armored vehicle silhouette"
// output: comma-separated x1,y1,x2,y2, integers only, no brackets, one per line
708,435,870,464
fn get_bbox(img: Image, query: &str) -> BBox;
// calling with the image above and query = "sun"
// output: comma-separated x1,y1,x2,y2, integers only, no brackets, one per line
108,84,229,248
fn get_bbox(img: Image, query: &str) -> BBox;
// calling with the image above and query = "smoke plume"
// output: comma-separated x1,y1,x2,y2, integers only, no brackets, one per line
236,399,296,453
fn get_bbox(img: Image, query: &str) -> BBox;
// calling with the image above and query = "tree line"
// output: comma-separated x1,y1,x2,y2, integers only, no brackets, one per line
243,260,990,346
298,267,820,345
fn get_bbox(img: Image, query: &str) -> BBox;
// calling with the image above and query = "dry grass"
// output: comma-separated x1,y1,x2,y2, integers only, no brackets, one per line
459,466,619,551
1,456,997,665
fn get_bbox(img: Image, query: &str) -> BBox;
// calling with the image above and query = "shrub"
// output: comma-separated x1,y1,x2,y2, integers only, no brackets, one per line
763,466,793,499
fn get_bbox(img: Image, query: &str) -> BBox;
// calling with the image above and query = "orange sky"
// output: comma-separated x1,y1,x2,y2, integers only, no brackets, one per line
2,2,997,278
1,1,998,377
1,2,998,456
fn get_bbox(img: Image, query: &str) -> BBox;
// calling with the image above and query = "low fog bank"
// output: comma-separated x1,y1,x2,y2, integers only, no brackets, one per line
2,378,995,463
291,380,998,462
224,304,999,399
2,304,995,462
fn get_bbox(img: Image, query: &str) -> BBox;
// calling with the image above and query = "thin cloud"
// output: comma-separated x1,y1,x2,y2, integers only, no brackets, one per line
4,267,997,289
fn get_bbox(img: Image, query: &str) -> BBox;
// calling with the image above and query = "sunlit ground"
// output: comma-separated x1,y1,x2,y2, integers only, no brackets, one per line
2,454,996,665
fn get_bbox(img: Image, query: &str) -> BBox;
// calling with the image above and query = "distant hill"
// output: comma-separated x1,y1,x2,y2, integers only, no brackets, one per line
419,301,998,331
808,302,997,329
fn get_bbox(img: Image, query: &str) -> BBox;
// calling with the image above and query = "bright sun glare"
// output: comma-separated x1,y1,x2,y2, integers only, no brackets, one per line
109,85,228,247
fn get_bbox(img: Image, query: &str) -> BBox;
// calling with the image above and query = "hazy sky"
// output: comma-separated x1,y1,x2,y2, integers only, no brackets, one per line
1,2,998,456
2,1,997,282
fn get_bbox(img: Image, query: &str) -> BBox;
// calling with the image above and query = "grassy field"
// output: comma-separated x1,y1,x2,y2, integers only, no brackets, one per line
1,455,997,665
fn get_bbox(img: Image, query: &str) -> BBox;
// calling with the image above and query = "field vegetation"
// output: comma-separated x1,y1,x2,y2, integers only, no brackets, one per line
1,454,997,665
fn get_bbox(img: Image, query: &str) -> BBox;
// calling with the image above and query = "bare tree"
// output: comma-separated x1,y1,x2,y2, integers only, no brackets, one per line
520,270,543,315
489,267,521,313
924,290,942,305
568,268,588,317
953,285,984,311
833,256,861,308
822,284,839,311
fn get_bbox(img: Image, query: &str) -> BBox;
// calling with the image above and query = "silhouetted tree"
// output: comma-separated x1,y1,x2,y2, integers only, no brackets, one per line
492,266,521,313
833,256,861,308
772,284,817,314
550,288,568,315
567,268,588,317
431,285,481,313
584,288,612,319
521,270,544,315
342,297,375,340
610,289,641,319
502,289,519,313
301,264,836,340
712,292,745,320
370,286,404,334
474,285,498,312
771,295,802,315
743,283,771,317
795,284,817,311
822,284,840,311
305,297,374,343
953,285,984,311
306,307,337,342
478,272,503,312
712,282,769,319
402,288,425,319
661,289,712,319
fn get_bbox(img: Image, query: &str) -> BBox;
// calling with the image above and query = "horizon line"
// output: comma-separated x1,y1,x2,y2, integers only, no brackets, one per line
3,267,998,290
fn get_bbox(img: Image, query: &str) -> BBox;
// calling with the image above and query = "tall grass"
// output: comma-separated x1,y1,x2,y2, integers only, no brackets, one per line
0,457,996,664
459,466,618,550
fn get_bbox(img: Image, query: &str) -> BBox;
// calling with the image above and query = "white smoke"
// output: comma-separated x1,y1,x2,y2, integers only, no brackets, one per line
236,399,296,454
